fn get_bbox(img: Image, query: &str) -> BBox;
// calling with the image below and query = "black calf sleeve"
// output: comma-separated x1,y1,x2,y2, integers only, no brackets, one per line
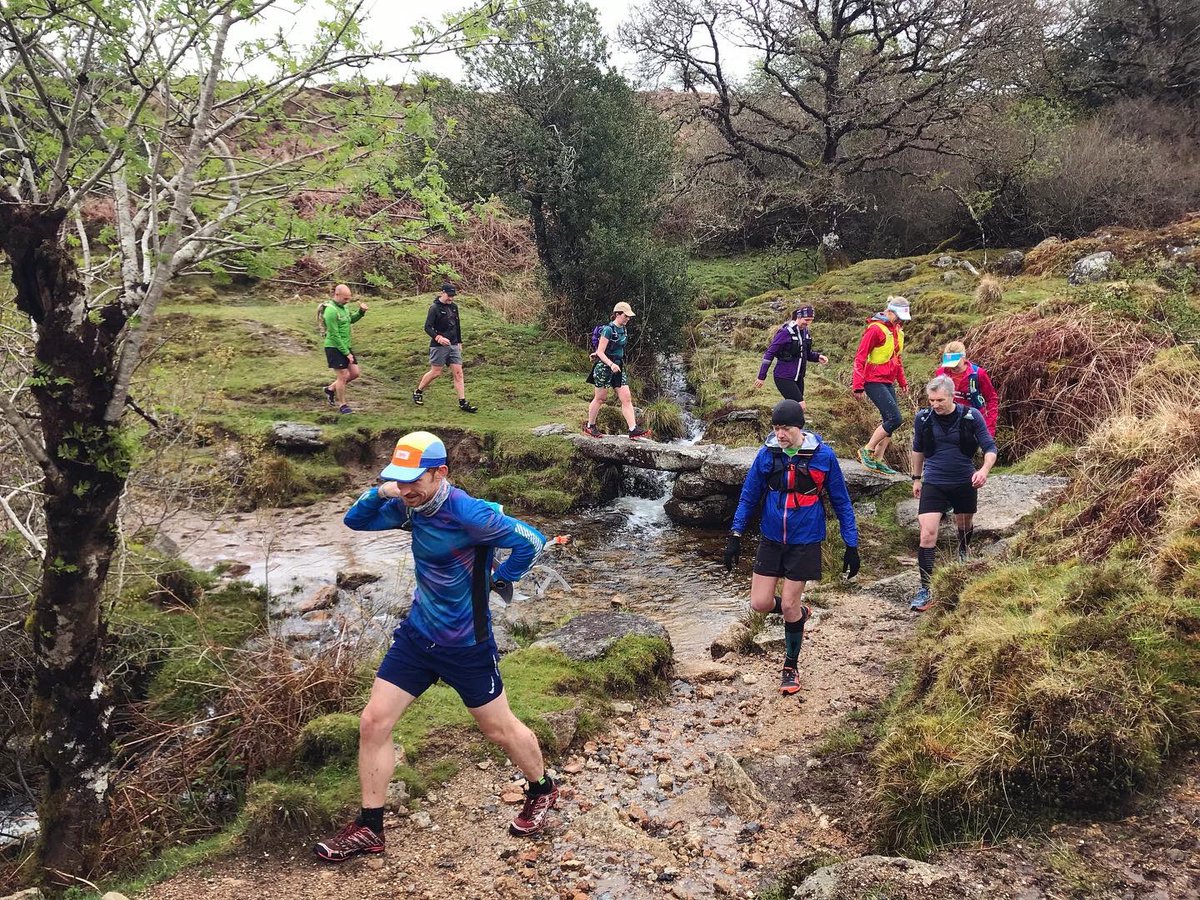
918,546,936,588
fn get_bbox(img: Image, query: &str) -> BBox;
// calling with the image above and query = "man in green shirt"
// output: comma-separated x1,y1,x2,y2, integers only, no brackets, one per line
323,283,368,414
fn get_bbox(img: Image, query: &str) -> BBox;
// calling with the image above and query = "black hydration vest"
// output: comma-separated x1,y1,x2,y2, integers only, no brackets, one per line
765,445,825,508
915,406,980,458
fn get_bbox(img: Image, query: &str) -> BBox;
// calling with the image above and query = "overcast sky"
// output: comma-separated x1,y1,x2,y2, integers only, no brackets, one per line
250,0,756,86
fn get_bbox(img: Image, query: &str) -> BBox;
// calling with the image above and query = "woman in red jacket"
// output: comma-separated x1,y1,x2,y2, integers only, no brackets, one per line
934,340,999,436
852,296,910,476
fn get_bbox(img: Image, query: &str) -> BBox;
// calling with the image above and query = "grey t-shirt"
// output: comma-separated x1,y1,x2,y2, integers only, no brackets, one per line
914,405,997,486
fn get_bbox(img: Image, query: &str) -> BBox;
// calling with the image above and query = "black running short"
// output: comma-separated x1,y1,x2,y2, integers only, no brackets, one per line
918,481,978,515
753,538,822,582
325,347,354,370
773,376,805,402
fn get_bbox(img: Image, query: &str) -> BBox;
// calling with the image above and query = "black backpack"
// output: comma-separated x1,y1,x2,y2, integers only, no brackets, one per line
916,406,980,458
775,325,802,361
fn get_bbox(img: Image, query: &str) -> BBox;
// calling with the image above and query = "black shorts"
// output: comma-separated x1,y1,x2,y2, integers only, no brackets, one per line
753,538,822,582
325,347,354,370
918,481,978,515
773,376,804,402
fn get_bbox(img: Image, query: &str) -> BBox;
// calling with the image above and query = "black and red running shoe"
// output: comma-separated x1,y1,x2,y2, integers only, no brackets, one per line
509,785,558,837
313,821,385,862
628,427,653,441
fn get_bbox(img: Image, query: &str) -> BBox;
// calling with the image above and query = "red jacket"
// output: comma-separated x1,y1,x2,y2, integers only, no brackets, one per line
852,316,907,391
935,362,999,435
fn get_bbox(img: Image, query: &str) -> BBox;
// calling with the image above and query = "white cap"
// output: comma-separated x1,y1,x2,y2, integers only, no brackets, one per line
886,296,911,321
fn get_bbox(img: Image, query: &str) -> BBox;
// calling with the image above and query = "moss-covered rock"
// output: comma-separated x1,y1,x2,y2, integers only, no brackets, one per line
295,713,361,769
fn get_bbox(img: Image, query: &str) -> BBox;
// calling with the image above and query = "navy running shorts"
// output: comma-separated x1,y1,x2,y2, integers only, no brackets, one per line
325,347,354,369
753,538,822,582
918,481,978,515
376,621,503,709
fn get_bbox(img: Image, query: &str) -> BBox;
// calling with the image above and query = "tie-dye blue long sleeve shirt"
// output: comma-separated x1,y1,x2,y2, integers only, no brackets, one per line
344,485,546,647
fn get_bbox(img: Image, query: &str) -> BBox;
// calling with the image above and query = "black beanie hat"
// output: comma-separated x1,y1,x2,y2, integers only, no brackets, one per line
771,399,805,428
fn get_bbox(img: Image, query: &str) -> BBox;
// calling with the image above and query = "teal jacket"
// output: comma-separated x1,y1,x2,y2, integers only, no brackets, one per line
323,301,364,354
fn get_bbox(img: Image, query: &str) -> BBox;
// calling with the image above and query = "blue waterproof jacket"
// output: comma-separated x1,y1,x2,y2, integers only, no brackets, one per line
730,434,858,547
345,485,545,647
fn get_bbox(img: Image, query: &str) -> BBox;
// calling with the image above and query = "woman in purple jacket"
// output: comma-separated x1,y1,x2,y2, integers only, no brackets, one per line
754,305,829,410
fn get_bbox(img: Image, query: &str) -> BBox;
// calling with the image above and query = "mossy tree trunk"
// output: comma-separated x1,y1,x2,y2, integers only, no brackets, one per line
0,203,129,887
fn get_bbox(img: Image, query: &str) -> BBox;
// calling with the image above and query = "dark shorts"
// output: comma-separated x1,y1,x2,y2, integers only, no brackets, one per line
376,621,503,709
325,347,354,370
918,481,979,515
591,360,625,389
753,538,822,582
774,376,804,402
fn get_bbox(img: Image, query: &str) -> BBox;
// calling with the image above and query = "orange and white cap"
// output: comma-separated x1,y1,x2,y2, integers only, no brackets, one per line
380,431,447,483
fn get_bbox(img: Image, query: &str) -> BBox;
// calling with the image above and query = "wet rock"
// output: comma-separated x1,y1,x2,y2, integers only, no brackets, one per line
1068,250,1115,285
575,803,673,861
336,569,382,591
698,446,759,488
711,752,767,818
710,621,754,659
675,659,737,682
296,584,339,615
895,475,1067,539
563,433,706,472
214,559,251,578
532,423,571,436
995,250,1025,275
531,612,671,662
269,421,326,452
663,494,738,528
793,855,967,900
671,472,715,501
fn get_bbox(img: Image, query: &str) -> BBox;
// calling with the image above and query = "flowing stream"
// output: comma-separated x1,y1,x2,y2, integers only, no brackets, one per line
158,352,745,661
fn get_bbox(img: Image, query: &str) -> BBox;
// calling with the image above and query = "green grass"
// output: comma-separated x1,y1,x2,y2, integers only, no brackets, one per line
873,560,1200,853
143,285,606,513
689,248,819,308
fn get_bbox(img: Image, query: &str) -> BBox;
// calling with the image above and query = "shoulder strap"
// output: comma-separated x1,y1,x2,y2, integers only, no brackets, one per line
471,545,490,644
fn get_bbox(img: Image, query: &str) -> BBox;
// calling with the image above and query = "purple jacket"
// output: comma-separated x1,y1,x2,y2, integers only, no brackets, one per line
758,323,821,382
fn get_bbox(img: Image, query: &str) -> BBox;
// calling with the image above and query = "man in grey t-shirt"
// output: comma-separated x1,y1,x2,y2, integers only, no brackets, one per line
909,374,997,611
413,281,478,413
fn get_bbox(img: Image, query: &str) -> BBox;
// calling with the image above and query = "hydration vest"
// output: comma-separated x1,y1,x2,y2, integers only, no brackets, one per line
775,325,803,361
916,406,980,458
865,320,903,365
766,445,826,509
965,363,985,411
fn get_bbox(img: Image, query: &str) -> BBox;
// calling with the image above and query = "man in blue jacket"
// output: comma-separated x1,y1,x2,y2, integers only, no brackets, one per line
724,400,861,695
315,432,551,863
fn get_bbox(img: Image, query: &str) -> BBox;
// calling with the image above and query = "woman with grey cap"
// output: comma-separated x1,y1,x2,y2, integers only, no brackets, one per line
754,304,829,410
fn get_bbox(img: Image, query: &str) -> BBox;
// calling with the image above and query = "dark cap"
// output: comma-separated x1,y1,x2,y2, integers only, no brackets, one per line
771,399,805,429
793,305,815,319
440,282,457,296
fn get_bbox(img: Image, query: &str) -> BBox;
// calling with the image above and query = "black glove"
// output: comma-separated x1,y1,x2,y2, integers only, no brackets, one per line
724,534,742,572
842,545,861,579
491,578,513,603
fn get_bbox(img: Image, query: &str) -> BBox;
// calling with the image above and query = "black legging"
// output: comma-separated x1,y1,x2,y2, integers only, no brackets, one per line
773,376,805,403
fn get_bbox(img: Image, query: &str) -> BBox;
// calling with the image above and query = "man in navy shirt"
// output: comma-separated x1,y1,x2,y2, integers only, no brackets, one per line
909,375,998,611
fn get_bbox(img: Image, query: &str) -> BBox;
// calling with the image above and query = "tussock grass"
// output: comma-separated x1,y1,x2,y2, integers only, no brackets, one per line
972,274,1003,310
874,561,1200,853
643,399,686,441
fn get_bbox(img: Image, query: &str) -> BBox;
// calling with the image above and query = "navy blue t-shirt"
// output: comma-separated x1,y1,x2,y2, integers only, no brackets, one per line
913,405,997,486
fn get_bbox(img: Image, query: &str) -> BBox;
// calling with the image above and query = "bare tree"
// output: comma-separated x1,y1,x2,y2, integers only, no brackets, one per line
0,0,493,888
623,0,1044,247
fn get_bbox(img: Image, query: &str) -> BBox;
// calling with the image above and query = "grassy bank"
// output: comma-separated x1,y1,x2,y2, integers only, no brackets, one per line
871,345,1200,853
142,283,609,513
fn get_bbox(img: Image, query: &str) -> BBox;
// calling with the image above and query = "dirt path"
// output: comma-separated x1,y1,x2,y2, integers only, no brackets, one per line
133,581,1200,900
138,590,912,900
